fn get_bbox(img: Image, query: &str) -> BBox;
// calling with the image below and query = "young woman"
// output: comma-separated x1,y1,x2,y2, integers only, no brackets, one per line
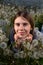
8,11,34,53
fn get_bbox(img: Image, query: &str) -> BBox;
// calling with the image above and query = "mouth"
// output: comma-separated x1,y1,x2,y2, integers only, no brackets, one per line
19,32,25,35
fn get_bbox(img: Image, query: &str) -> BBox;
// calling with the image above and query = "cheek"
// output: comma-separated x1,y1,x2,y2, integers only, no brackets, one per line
25,26,31,33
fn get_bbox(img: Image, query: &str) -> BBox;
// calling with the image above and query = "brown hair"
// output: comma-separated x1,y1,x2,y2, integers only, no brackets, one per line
13,10,34,35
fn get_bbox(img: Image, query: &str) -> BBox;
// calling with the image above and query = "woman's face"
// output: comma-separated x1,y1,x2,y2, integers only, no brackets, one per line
14,16,32,38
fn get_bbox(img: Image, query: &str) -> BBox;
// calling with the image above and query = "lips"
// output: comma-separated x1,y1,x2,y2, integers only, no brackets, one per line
19,32,24,35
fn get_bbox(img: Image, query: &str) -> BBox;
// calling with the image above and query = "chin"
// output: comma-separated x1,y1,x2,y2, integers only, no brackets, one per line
19,35,23,38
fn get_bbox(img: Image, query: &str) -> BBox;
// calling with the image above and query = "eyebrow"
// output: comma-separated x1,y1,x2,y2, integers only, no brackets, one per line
14,22,28,24
14,22,28,26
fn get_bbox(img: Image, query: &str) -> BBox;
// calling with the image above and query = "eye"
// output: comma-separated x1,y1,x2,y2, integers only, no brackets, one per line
23,23,28,26
15,23,20,26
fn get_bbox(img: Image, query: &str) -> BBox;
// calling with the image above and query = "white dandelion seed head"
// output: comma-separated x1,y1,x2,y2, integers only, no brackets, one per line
0,42,7,49
0,28,3,34
0,34,6,42
14,53,20,58
26,42,30,50
19,51,26,58
32,39,38,47
33,52,39,59
34,27,39,32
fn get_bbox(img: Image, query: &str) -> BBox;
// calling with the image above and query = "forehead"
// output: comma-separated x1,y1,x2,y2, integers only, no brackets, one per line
14,16,29,23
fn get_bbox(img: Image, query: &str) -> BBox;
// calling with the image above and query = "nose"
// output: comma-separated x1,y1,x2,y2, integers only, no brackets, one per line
19,24,24,30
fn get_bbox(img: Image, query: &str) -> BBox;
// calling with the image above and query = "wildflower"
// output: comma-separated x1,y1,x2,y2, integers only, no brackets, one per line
0,28,3,34
33,51,39,59
32,39,38,47
14,53,20,58
3,48,13,56
19,51,26,58
4,38,9,42
0,42,7,49
0,35,6,42
22,41,30,50
38,50,43,58
34,27,39,31
25,42,30,50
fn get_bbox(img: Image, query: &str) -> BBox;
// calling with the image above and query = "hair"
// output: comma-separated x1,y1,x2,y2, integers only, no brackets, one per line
13,10,34,36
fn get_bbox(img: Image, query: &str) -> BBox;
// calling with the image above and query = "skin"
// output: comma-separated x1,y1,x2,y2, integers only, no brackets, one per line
13,16,33,47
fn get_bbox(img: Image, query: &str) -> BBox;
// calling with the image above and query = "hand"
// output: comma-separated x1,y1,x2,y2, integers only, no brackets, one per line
25,34,33,42
14,33,33,48
14,33,33,44
14,34,23,48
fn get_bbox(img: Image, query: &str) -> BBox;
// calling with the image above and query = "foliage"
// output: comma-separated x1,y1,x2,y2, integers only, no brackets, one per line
35,14,43,31
0,29,43,65
35,21,42,31
38,14,43,24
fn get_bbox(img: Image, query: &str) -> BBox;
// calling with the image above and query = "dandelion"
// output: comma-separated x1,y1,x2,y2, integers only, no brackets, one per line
14,53,20,58
28,51,32,57
4,38,9,42
0,35,6,42
0,42,7,49
5,19,10,25
0,28,3,34
22,41,30,50
33,51,39,59
34,27,39,31
32,39,38,47
25,42,30,50
3,48,13,56
38,50,43,58
19,51,26,58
